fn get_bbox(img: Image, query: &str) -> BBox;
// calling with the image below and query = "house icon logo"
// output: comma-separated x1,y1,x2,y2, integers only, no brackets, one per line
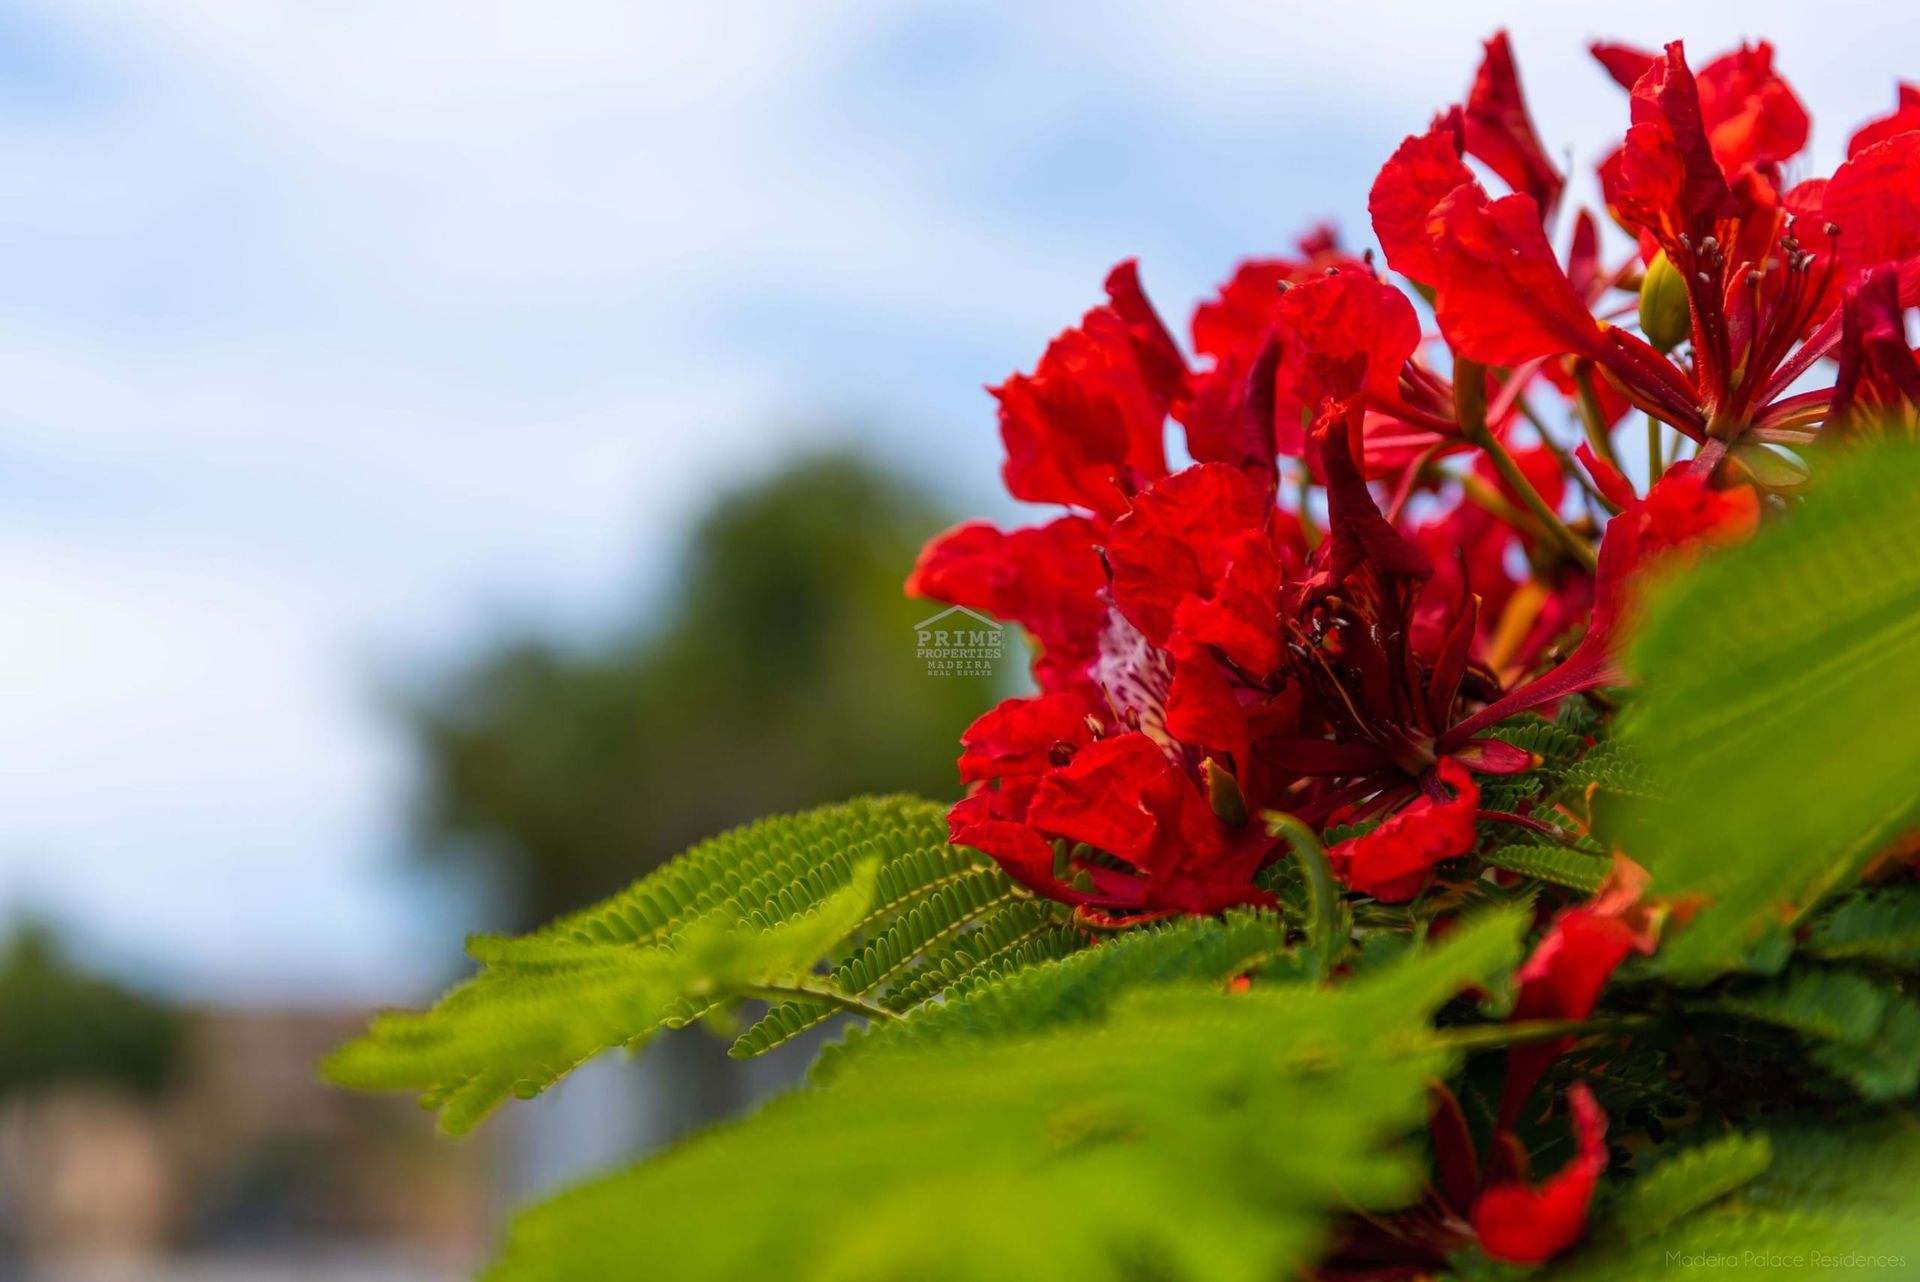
913,605,1005,678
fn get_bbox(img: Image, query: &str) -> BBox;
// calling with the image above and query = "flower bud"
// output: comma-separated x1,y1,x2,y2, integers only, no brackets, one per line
1638,251,1691,352
1204,757,1248,828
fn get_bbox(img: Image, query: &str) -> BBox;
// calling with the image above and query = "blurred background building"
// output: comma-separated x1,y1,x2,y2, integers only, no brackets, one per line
0,1,1912,1277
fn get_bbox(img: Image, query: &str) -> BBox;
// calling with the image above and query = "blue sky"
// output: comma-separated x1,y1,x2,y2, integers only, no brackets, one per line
1,1,1911,1001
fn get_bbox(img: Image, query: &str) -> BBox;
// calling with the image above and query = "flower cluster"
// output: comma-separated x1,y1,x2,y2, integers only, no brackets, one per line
910,32,1918,1269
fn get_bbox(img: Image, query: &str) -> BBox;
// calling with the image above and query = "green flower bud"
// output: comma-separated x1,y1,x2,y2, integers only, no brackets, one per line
1638,250,1692,353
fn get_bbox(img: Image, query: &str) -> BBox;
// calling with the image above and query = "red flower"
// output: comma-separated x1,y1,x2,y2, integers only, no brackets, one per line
1821,131,1920,286
1497,856,1666,1127
1471,1086,1609,1265
1182,235,1358,468
1593,39,1809,178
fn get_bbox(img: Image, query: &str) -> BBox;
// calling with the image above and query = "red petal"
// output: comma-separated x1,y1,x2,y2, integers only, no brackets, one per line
1824,132,1920,284
1832,263,1920,429
1368,108,1473,286
1590,41,1655,92
1599,42,1738,252
1848,83,1920,158
949,785,1086,906
908,517,1108,693
957,693,1102,785
1694,41,1809,175
1464,32,1564,218
1106,463,1280,658
1452,738,1536,775
1327,760,1479,902
1472,1087,1608,1265
993,277,1174,518
1315,395,1434,585
1272,267,1424,409
1105,258,1191,404
1427,185,1608,367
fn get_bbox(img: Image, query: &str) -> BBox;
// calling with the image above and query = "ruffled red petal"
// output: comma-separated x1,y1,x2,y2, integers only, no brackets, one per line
1327,760,1479,902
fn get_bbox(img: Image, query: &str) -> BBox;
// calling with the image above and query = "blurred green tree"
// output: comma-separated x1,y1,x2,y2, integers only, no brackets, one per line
0,922,184,1099
409,452,1003,930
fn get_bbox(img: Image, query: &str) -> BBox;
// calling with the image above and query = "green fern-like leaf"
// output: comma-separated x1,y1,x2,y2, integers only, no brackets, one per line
1550,1119,1920,1280
1480,844,1612,895
880,901,1083,1013
729,867,1021,1057
1707,969,1920,1102
1805,887,1920,970
1598,1131,1774,1239
1484,715,1587,766
482,910,1528,1282
814,911,1294,1082
326,797,1026,1132
325,860,883,1132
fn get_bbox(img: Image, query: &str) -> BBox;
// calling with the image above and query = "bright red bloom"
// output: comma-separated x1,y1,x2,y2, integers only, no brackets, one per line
1496,856,1667,1127
1821,131,1920,286
958,730,1275,919
1470,1086,1609,1265
1182,235,1358,469
1593,39,1809,177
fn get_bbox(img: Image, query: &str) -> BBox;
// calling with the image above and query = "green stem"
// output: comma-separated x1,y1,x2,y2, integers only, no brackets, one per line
740,982,903,1023
1427,1014,1652,1053
1458,361,1598,573
1518,398,1615,514
1573,366,1625,477
1477,429,1598,573
1647,414,1663,486
1261,810,1340,981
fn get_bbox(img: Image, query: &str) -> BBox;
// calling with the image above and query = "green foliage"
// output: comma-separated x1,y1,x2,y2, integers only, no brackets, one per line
1618,442,1920,979
815,911,1292,1081
410,454,1000,928
1597,1131,1774,1239
482,911,1525,1282
1710,969,1920,1102
0,923,185,1099
1479,844,1611,895
1548,1120,1920,1280
325,797,1037,1134
1805,887,1920,970
1484,715,1587,767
